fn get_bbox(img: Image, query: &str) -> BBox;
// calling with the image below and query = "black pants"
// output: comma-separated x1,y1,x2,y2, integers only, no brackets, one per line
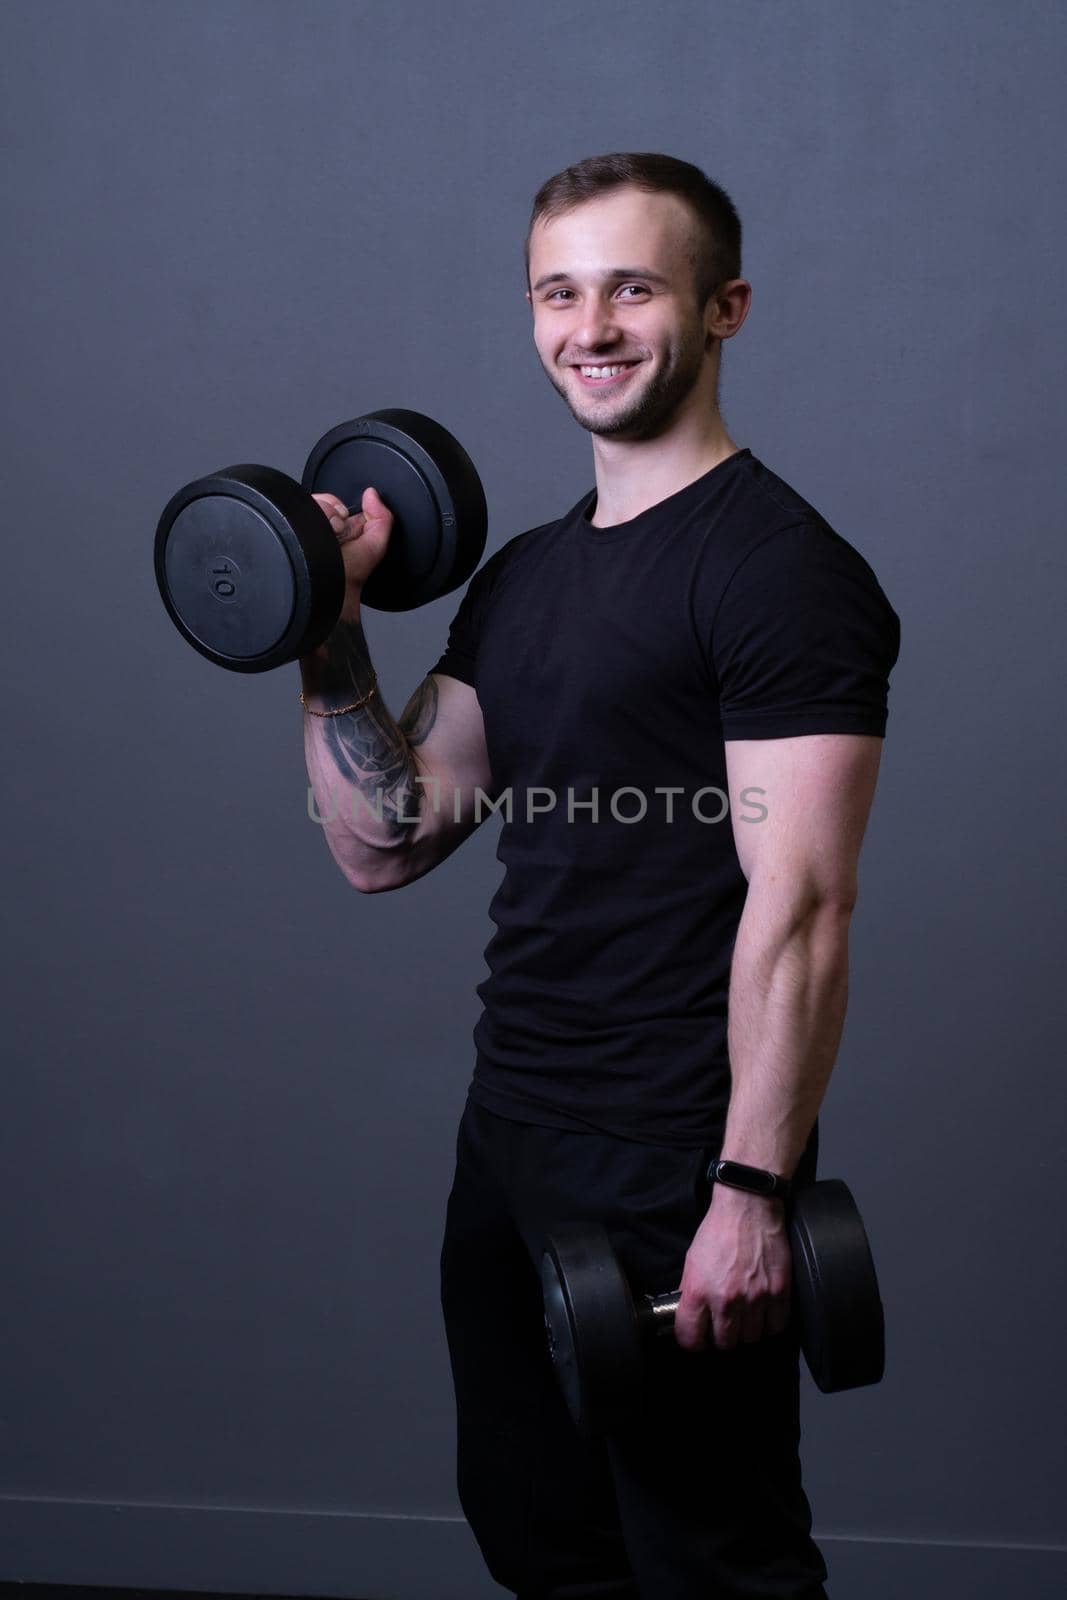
440,1096,828,1600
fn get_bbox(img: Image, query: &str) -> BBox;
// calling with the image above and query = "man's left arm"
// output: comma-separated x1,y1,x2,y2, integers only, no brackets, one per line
673,731,885,1354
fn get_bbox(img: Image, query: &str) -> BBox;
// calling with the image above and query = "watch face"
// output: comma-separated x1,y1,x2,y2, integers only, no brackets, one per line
720,1161,776,1194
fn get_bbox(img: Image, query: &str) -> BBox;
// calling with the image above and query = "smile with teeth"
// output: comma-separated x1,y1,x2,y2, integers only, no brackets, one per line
574,361,640,386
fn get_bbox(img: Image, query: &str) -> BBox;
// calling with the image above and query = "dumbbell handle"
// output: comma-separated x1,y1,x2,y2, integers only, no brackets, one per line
637,1290,683,1337
637,1282,797,1338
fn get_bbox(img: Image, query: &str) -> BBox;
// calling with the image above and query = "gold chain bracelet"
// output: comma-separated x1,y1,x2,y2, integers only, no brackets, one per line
300,677,379,718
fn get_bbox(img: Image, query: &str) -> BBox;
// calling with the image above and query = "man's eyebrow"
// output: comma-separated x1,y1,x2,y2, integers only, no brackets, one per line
531,267,671,293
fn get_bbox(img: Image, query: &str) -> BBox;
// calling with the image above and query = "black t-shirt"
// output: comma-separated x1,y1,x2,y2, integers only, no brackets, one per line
429,446,901,1147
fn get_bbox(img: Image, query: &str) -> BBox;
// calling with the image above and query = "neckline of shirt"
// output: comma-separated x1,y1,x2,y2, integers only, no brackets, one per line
574,447,753,541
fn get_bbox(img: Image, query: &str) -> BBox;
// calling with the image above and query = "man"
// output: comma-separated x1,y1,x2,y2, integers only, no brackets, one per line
299,151,901,1598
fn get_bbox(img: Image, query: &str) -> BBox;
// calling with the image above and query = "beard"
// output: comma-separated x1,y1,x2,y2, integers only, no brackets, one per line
545,323,712,442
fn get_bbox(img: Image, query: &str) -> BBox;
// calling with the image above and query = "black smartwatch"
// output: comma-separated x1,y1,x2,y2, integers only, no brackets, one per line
706,1157,793,1203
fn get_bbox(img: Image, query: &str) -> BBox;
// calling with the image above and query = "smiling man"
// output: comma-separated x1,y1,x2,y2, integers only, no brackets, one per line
299,150,901,1599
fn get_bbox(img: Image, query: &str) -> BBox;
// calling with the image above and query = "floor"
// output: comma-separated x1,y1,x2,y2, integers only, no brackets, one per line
0,1588,351,1599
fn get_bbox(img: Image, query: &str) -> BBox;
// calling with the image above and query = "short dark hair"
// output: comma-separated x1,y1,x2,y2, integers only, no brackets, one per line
524,151,742,313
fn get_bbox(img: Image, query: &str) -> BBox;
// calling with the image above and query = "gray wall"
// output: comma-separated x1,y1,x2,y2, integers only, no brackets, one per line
1,0,1064,1594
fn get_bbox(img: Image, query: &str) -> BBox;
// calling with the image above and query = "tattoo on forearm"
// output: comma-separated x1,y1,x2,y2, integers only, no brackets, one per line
308,619,441,838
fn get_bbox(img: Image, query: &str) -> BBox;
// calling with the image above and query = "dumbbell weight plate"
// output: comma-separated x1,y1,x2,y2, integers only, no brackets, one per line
154,463,345,673
788,1178,885,1393
301,409,488,612
542,1223,644,1440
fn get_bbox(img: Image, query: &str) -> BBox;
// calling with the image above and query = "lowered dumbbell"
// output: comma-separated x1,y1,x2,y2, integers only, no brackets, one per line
542,1177,886,1439
154,409,488,672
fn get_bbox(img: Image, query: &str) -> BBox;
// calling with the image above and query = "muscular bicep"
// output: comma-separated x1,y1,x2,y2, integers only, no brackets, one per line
724,733,884,909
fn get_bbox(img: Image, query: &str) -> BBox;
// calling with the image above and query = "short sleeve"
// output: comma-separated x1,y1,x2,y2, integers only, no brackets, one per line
711,522,901,740
426,553,497,688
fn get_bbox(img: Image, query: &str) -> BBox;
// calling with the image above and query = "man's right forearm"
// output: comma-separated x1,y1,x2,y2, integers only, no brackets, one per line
299,612,438,884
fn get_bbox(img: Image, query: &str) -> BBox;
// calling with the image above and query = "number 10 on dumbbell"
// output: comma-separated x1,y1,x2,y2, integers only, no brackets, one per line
154,410,488,671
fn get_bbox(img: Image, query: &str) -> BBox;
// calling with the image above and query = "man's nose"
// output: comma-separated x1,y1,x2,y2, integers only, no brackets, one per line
575,303,624,349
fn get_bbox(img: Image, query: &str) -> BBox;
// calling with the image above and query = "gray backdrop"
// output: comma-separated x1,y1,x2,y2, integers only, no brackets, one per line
1,1,1064,1595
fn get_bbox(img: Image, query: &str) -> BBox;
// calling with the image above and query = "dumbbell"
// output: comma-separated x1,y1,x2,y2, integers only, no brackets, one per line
154,409,488,672
542,1177,885,1439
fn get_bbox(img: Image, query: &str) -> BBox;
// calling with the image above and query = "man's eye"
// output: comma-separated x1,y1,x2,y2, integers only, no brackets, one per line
547,284,649,302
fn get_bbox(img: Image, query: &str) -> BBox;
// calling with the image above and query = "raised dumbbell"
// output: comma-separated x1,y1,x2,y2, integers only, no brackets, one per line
154,409,488,672
542,1177,886,1439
